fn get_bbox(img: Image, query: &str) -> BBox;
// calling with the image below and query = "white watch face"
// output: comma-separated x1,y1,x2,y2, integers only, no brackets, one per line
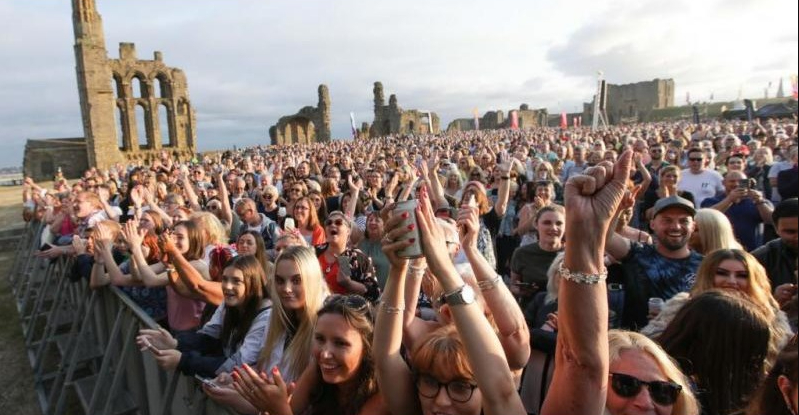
461,285,476,304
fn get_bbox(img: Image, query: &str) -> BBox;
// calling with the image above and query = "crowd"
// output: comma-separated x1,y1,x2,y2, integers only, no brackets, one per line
20,117,799,415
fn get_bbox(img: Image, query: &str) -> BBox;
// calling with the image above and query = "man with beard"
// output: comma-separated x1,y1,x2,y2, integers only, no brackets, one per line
606,195,703,329
752,198,798,307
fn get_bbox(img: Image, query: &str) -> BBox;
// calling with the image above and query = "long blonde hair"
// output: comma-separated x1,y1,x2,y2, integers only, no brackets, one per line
608,330,700,415
691,209,742,254
257,246,329,379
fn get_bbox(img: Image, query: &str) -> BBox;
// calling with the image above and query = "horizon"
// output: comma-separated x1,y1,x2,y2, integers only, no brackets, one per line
1,0,796,168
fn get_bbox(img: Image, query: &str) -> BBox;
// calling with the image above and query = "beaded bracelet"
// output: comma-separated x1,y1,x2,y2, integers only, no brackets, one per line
381,303,405,315
558,263,608,285
477,274,502,291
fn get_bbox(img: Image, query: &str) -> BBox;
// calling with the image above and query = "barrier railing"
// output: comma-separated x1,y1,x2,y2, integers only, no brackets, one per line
8,221,238,415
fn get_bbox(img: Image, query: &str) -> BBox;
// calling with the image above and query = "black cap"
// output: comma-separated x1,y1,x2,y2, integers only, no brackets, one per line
652,195,696,218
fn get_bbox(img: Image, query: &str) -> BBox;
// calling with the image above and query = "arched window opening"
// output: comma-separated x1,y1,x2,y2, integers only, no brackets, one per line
135,104,148,149
155,75,170,98
115,106,126,150
113,74,124,99
159,104,171,147
131,77,143,98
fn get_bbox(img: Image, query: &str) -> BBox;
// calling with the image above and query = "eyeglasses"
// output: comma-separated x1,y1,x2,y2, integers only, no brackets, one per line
325,218,346,227
688,158,703,162
207,205,221,211
610,373,681,406
295,205,310,211
416,373,477,403
263,194,274,199
324,294,369,312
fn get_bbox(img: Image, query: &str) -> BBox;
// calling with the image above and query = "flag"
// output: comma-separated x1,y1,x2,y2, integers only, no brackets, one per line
472,108,480,130
572,115,578,128
577,116,582,127
510,110,519,129
791,74,798,99
350,112,357,139
560,112,567,129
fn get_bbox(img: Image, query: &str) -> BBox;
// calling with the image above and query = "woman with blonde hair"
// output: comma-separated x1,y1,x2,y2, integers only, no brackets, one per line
643,165,695,221
643,249,791,371
190,211,229,261
203,245,329,413
688,208,743,254
605,330,699,415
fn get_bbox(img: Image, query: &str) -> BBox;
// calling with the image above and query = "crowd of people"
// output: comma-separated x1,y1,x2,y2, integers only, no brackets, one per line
20,117,799,415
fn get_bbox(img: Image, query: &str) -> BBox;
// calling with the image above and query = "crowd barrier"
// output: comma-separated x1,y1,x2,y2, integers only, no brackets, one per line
8,220,237,415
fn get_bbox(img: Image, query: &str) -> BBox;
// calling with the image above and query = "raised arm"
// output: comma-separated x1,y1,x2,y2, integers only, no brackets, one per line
416,187,525,415
541,150,632,415
493,161,514,217
161,235,219,304
459,203,529,370
372,206,422,415
122,221,169,287
215,171,234,226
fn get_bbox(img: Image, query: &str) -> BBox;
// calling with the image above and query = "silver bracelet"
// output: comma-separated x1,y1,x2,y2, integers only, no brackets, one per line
558,263,607,285
477,274,502,291
380,302,405,315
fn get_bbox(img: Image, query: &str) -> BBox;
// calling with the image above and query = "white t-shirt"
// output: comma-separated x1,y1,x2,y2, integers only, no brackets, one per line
678,169,724,207
768,161,792,202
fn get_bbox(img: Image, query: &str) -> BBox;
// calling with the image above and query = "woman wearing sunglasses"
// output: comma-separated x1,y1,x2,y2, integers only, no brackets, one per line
232,294,389,415
317,211,380,303
541,151,698,415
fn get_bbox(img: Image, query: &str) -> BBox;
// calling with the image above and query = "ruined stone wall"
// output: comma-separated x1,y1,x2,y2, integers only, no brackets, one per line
605,79,674,124
269,85,332,145
447,105,547,131
24,0,198,177
23,138,89,181
369,82,440,136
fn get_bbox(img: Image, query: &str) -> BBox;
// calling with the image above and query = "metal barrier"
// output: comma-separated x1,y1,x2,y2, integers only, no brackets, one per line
8,221,238,415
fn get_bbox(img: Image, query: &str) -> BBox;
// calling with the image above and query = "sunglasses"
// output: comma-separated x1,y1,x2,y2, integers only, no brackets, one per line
324,218,346,227
688,158,703,162
324,294,369,312
610,373,681,406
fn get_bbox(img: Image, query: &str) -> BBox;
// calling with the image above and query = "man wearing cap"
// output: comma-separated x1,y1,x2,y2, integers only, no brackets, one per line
678,147,724,207
751,198,798,306
606,195,703,329
701,171,773,251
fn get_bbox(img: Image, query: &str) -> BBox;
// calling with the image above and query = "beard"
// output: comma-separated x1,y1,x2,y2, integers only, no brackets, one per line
657,234,689,251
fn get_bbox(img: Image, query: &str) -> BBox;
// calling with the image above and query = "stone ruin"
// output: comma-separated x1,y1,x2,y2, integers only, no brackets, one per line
582,78,675,125
369,82,440,137
269,85,331,145
24,0,197,180
447,104,548,132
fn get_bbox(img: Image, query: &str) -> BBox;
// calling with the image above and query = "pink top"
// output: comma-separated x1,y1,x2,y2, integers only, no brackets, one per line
166,286,205,331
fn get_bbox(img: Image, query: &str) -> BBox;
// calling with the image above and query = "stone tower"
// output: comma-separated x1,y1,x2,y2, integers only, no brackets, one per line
317,84,331,142
73,0,119,169
373,82,385,113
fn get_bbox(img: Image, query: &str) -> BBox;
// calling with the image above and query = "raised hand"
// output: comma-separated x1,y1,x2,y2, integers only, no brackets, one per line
414,186,454,278
456,203,480,250
121,220,146,248
232,364,294,414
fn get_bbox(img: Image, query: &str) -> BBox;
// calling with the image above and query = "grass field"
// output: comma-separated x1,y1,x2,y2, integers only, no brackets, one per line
0,184,41,415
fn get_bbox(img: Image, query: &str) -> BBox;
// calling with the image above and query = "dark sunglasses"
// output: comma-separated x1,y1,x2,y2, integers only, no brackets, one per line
610,373,681,406
325,218,346,227
324,294,369,312
688,158,703,162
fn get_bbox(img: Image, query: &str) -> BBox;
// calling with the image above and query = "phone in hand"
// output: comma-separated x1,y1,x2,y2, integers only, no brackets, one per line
194,374,219,389
737,179,750,190
40,242,54,251
284,217,296,231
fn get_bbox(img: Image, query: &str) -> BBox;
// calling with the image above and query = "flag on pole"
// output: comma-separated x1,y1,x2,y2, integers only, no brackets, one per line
510,110,519,129
349,112,357,139
577,116,582,127
791,74,798,99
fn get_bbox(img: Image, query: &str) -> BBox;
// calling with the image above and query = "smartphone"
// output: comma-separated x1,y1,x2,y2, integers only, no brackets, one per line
394,200,422,258
284,217,296,231
40,242,53,251
194,374,219,389
737,179,750,190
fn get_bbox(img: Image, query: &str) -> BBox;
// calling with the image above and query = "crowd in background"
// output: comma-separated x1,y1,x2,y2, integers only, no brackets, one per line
19,116,799,415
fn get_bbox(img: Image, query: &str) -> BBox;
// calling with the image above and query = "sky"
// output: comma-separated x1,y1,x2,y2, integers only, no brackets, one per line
0,0,796,168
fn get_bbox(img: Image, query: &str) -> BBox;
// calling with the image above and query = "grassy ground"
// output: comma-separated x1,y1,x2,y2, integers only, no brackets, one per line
0,184,41,415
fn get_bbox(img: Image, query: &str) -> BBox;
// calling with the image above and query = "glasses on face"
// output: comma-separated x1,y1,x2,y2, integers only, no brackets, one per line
650,149,663,154
207,204,221,211
416,373,477,403
295,205,310,211
263,193,274,199
325,218,345,227
689,157,703,162
610,373,681,406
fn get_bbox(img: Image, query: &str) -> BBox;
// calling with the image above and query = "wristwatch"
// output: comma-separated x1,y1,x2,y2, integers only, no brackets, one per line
443,284,476,306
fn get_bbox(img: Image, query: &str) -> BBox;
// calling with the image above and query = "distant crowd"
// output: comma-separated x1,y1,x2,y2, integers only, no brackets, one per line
21,118,799,415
